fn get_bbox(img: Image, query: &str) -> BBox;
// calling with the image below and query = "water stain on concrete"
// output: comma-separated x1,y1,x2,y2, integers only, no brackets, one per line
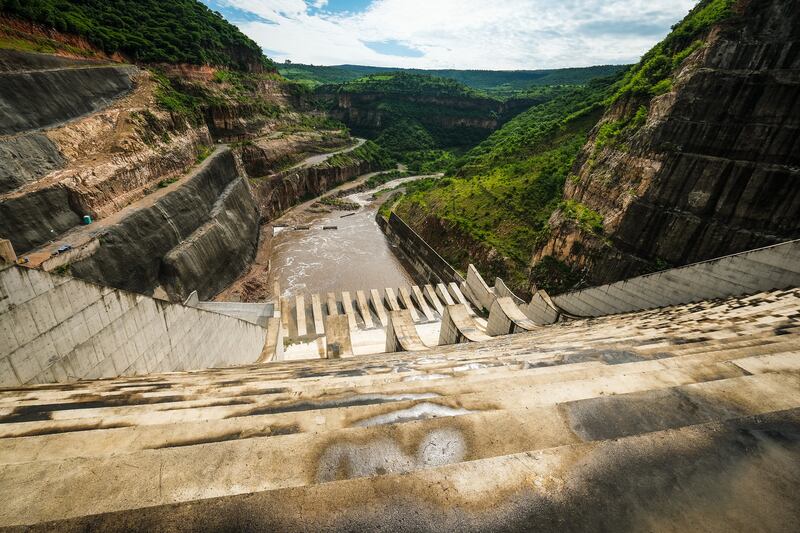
231,393,440,418
353,403,476,428
148,424,300,449
316,427,467,482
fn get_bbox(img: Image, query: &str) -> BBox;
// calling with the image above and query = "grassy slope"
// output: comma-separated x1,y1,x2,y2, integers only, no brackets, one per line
393,79,616,292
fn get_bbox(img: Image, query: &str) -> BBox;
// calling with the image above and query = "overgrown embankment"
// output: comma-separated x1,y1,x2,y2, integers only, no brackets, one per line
392,79,615,295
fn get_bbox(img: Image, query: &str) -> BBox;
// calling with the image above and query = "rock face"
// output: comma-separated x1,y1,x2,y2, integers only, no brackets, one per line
0,64,136,135
69,149,259,301
249,159,380,221
533,0,800,288
0,134,64,194
320,91,502,147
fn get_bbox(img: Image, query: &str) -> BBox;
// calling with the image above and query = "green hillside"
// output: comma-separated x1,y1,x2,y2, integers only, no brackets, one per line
316,73,506,171
279,63,628,94
392,76,619,293
0,0,272,70
389,0,739,295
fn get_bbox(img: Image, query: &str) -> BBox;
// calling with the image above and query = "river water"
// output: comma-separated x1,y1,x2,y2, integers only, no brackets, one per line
266,174,426,298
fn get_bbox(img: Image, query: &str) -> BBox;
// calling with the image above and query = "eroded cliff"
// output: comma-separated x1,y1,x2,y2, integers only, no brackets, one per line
68,149,259,301
532,0,800,289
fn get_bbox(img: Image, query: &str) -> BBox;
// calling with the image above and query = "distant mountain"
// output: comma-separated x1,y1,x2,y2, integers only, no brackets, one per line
279,63,629,93
0,0,272,71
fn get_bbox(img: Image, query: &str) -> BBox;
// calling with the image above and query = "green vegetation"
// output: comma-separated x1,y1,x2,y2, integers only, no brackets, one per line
322,140,394,171
195,145,213,165
329,72,491,99
280,63,629,94
375,119,436,155
319,73,503,171
364,170,411,189
0,0,273,70
318,196,359,211
559,200,604,234
157,177,180,188
152,69,283,125
612,0,735,103
528,256,582,295
392,76,618,292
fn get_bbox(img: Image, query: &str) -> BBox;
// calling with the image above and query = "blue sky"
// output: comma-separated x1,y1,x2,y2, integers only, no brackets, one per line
201,0,698,69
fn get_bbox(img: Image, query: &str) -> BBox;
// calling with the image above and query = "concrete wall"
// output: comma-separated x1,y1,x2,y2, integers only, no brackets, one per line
378,212,464,286
185,291,275,327
494,277,525,305
527,240,800,321
0,265,267,387
0,64,137,135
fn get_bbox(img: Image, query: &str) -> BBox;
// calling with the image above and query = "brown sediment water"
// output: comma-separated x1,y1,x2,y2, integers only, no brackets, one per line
266,174,428,298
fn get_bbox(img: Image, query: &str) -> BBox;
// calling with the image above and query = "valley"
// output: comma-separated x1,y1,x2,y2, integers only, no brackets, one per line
1,1,800,529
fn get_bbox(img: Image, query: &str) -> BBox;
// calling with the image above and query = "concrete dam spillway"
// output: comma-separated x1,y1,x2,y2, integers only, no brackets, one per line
2,0,800,527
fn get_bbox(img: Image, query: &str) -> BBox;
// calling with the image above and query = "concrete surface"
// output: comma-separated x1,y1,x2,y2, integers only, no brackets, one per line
0,265,267,386
0,286,798,530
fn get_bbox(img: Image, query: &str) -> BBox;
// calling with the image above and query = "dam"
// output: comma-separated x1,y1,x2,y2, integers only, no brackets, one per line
1,0,800,527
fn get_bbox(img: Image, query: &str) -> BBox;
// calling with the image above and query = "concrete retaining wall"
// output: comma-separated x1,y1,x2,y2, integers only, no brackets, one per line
0,64,137,135
528,240,800,321
0,265,266,387
185,291,275,327
377,212,464,286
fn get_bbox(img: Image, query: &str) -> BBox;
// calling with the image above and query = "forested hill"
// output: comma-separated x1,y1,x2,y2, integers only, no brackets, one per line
279,63,628,94
0,0,272,71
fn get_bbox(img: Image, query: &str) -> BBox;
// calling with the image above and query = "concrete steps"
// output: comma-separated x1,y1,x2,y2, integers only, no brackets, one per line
0,287,797,528
38,407,800,532
1,367,798,527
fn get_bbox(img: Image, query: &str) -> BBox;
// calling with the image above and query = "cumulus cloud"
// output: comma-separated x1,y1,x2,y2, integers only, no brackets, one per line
213,0,698,69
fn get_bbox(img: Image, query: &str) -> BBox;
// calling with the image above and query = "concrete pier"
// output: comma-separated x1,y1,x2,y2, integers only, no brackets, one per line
398,287,420,322
436,283,456,306
385,287,401,312
370,289,388,326
295,295,307,337
356,290,374,329
448,282,475,315
326,293,339,316
323,314,352,358
311,294,325,335
462,264,495,312
385,309,428,353
280,297,291,338
438,304,492,345
341,291,358,331
425,284,444,314
486,297,538,336
412,285,435,321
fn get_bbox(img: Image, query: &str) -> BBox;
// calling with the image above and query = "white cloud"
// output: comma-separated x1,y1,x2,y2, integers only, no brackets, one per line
219,0,698,69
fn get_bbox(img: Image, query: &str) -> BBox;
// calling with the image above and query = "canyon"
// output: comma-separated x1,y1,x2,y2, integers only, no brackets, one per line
1,1,800,530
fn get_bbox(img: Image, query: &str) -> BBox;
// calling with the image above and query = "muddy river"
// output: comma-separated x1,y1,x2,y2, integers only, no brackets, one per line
266,174,429,298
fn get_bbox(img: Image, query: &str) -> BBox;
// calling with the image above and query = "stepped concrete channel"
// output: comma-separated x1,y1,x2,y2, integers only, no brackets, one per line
0,273,798,529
